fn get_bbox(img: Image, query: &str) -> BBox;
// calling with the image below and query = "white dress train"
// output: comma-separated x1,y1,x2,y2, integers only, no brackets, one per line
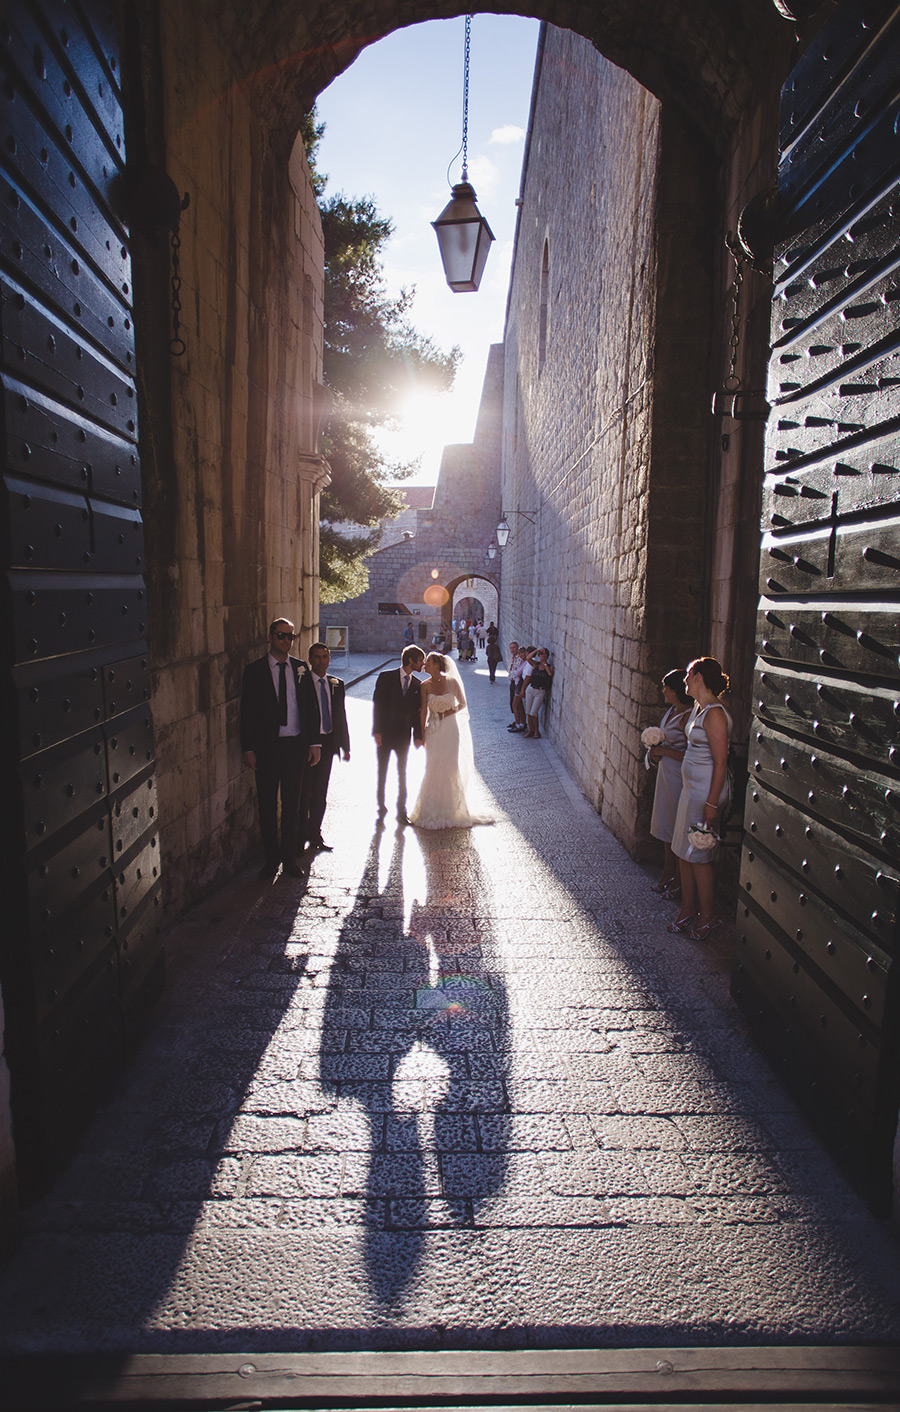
409,692,492,829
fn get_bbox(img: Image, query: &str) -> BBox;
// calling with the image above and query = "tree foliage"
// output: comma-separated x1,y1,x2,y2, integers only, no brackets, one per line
302,110,460,603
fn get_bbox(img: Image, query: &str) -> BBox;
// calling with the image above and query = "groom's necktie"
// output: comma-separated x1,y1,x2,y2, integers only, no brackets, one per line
402,673,408,696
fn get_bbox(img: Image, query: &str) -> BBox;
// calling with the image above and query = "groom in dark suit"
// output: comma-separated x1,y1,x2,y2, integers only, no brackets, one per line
240,618,320,880
373,644,425,825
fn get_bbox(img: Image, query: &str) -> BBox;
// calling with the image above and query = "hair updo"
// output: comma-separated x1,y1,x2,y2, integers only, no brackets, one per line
426,652,447,671
662,668,691,705
689,656,730,695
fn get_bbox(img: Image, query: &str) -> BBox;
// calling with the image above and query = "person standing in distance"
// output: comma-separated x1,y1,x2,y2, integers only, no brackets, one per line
373,645,425,825
240,618,320,880
300,641,350,851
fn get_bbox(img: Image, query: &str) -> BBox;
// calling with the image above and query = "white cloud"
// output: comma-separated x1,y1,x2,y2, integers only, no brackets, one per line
490,124,525,145
466,154,499,196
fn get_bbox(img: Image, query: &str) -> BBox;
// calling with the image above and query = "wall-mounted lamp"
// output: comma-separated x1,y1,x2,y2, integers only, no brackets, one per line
496,510,537,547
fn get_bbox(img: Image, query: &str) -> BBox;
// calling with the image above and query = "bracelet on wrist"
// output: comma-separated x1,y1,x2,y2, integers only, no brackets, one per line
706,803,718,810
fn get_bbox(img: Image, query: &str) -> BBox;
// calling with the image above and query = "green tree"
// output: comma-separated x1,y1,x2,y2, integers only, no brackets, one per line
303,111,460,602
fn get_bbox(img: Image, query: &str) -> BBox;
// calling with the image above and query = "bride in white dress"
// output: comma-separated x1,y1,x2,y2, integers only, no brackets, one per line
409,652,491,829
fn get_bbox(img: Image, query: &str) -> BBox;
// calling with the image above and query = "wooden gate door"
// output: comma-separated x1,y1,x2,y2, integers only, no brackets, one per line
0,0,163,1191
733,0,900,1209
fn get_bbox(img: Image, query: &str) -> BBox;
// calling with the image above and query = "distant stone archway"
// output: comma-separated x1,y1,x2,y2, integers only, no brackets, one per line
451,575,499,630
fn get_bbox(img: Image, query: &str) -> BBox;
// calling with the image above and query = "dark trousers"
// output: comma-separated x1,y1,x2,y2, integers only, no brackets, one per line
301,739,335,843
376,740,410,815
255,736,305,864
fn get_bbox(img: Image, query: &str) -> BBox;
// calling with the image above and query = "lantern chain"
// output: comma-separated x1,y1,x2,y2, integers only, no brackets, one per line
724,231,743,391
461,14,471,180
170,225,186,357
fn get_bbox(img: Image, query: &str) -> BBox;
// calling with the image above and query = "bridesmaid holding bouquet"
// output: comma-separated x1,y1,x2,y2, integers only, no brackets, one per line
667,657,733,940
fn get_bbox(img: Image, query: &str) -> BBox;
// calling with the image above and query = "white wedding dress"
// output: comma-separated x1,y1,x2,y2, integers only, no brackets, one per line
409,689,491,829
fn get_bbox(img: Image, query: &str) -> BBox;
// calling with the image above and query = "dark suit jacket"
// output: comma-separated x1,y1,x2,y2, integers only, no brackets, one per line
239,654,316,755
303,671,350,755
372,668,422,748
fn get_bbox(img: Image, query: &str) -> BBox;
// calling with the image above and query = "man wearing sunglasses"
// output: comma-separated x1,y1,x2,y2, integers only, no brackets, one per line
240,618,321,880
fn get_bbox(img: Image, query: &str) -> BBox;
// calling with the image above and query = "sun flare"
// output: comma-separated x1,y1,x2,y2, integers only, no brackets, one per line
378,388,474,479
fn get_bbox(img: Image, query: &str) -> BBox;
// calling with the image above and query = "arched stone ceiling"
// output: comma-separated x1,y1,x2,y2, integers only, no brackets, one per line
201,0,796,156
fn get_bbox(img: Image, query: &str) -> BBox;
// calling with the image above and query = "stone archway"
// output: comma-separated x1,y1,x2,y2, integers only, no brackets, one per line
204,0,788,158
0,0,857,1234
451,576,499,630
137,0,794,914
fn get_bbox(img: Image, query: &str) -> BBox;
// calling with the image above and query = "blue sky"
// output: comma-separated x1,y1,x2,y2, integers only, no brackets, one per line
316,15,540,486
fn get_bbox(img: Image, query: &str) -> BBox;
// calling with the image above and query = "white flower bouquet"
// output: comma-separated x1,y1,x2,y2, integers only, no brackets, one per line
641,724,666,770
687,821,719,852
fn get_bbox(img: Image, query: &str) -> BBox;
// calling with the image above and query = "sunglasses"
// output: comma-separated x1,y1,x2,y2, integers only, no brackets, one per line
273,631,295,641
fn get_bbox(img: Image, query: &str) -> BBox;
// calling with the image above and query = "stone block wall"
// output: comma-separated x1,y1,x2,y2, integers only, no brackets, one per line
501,30,673,854
133,3,327,913
500,24,787,867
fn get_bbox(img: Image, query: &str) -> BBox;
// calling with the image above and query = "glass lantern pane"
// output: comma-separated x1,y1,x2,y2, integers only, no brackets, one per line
435,219,480,289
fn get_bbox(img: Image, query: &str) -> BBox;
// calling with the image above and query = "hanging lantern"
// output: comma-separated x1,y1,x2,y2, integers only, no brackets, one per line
432,15,494,294
433,180,494,293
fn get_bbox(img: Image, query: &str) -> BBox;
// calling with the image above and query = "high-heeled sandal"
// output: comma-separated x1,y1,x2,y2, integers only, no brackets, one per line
662,884,682,901
688,918,723,941
666,913,697,934
651,877,676,894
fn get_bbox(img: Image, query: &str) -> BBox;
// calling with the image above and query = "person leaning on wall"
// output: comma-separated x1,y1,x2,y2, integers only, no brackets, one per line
667,656,733,942
240,618,321,881
523,647,553,738
299,640,351,852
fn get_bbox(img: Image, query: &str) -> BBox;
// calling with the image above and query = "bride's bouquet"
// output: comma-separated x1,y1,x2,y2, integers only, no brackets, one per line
641,724,666,771
687,821,718,852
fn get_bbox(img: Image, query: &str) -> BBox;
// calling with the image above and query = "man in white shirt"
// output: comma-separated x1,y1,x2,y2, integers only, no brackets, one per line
506,642,527,732
240,618,320,879
300,641,351,851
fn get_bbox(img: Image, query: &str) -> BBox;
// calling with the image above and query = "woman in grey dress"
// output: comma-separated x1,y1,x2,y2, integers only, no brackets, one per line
668,657,732,940
648,669,692,896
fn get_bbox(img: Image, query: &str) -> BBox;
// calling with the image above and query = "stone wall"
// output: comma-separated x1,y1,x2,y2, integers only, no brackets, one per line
501,31,668,852
133,2,327,913
320,347,503,653
500,25,786,865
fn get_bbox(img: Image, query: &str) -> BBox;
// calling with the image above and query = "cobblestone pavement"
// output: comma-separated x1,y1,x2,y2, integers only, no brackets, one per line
2,658,900,1354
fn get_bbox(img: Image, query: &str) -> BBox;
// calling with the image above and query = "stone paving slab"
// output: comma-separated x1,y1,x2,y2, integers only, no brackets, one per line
0,661,899,1353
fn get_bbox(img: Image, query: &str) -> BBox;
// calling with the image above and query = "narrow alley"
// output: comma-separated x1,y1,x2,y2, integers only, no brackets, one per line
1,659,899,1356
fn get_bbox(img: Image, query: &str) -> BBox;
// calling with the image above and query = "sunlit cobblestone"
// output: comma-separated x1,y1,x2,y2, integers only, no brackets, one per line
0,660,898,1350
